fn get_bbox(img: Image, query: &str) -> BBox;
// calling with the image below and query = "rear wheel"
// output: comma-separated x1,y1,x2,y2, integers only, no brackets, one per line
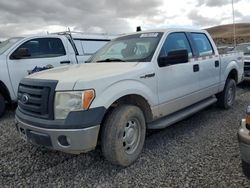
242,160,250,179
0,93,6,118
217,79,236,109
101,105,146,167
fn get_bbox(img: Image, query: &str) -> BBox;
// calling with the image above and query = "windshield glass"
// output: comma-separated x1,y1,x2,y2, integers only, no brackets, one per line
235,44,250,55
89,32,163,63
0,37,23,55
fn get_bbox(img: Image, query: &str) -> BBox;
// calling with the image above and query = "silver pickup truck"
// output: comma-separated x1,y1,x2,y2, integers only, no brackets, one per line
15,28,244,166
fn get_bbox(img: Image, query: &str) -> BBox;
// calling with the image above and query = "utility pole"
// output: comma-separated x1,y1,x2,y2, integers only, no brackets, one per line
232,0,236,47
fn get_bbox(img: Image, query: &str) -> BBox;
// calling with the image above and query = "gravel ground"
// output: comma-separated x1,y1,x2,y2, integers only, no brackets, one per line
1,83,250,187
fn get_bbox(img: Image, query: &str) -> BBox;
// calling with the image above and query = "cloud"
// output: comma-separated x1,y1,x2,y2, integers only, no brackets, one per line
0,0,162,39
197,0,242,7
0,0,249,40
188,9,221,27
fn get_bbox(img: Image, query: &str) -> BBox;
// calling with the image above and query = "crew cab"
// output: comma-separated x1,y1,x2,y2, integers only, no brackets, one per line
0,32,116,117
15,29,244,166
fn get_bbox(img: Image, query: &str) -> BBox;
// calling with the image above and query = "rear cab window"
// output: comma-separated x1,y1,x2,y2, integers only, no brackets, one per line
81,40,109,55
191,33,214,57
73,39,110,56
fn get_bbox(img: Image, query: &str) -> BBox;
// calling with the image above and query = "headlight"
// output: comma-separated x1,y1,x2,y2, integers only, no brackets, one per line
54,90,95,120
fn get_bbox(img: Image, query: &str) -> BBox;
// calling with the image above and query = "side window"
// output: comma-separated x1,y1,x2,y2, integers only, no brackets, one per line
12,38,66,59
73,40,84,55
191,33,214,56
81,40,109,55
159,32,193,58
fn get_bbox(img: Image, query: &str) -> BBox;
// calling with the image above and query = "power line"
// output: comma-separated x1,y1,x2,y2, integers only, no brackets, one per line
232,0,236,47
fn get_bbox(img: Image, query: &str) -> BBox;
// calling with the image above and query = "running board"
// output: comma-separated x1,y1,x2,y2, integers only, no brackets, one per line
147,96,217,129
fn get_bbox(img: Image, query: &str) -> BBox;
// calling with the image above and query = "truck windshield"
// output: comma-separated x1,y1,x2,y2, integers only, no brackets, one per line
0,37,23,55
235,44,250,55
89,32,163,63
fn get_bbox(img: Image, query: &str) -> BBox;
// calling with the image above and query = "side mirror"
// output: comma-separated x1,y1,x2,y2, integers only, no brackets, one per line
11,48,31,59
158,49,189,67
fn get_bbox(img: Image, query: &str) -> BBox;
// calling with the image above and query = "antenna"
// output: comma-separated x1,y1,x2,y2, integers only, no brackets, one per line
64,27,79,63
232,0,236,47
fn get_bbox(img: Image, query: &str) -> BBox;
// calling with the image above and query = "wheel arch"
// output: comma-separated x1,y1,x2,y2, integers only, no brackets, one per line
101,94,154,127
0,81,11,103
227,68,238,83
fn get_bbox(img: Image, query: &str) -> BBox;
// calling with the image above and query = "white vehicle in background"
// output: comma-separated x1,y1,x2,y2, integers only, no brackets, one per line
234,43,250,77
0,32,117,117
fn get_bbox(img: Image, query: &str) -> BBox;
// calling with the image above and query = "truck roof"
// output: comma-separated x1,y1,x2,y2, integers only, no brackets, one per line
123,28,207,36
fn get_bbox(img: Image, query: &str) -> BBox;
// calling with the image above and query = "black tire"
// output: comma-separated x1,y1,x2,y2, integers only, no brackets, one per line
101,105,146,167
0,93,6,118
242,160,250,179
217,79,236,109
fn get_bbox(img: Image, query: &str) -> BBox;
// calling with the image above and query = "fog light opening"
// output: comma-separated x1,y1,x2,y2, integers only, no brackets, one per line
58,135,70,147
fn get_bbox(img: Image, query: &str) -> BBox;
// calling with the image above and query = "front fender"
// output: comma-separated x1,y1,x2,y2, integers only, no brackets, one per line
90,79,158,110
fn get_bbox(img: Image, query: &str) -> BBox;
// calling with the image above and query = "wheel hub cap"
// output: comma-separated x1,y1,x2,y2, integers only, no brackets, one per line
123,120,140,154
227,87,234,104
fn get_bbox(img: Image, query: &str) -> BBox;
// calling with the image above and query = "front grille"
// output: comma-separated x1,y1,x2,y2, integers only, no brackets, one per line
244,61,250,72
18,78,58,119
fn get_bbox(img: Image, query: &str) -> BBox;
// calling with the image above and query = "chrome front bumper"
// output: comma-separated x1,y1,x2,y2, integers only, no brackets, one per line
15,117,100,154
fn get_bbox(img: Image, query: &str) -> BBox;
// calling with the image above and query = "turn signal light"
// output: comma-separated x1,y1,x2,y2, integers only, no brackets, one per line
246,115,250,126
83,90,95,110
246,106,250,124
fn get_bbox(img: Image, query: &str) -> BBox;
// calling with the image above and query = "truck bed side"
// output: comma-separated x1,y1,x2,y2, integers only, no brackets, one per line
218,51,244,91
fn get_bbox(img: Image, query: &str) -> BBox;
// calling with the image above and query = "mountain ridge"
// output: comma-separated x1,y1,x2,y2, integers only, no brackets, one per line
206,23,250,46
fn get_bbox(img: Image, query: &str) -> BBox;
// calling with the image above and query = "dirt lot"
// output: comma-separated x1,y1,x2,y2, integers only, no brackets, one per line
1,82,250,187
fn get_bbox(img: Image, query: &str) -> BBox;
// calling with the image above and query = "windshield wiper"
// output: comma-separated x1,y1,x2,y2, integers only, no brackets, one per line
96,58,126,62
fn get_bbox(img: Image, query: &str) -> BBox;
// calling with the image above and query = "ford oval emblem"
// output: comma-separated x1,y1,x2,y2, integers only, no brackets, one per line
21,94,29,104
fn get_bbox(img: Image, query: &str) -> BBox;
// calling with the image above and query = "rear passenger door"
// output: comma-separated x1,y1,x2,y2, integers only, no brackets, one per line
190,33,220,97
156,32,201,117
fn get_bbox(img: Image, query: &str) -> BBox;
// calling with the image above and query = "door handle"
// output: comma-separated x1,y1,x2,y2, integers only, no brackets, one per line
193,64,199,72
60,61,71,64
215,60,220,67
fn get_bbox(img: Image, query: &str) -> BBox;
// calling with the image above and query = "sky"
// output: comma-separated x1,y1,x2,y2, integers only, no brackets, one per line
0,0,249,40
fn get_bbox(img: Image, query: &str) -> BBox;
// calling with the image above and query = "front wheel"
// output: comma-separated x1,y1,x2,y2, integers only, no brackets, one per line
101,105,146,167
217,79,236,109
0,93,6,118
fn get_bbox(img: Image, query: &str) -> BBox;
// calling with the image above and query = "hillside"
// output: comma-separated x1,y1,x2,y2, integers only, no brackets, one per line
206,23,250,46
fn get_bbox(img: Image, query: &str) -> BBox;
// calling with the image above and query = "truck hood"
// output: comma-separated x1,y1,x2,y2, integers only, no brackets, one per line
27,63,140,90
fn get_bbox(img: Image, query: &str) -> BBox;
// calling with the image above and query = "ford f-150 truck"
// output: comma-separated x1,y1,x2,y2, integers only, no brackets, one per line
0,32,116,117
15,28,244,166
